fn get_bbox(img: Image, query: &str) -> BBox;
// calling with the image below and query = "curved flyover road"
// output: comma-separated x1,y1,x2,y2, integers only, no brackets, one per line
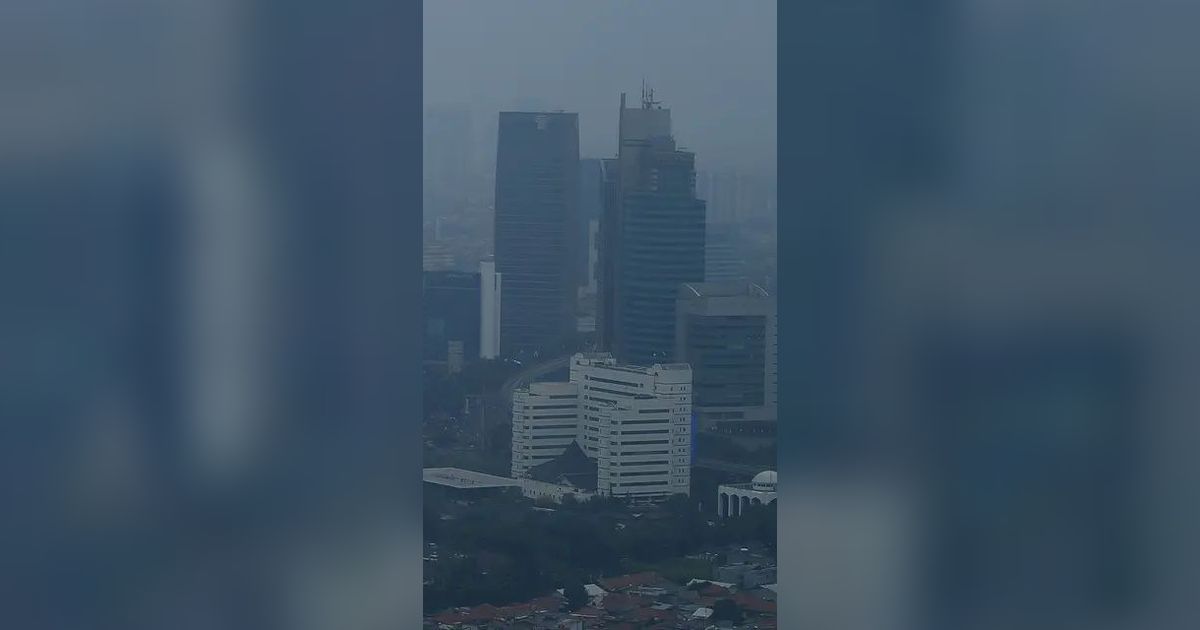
499,354,573,403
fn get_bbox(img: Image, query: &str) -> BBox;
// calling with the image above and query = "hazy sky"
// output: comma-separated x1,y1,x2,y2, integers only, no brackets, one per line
424,0,776,176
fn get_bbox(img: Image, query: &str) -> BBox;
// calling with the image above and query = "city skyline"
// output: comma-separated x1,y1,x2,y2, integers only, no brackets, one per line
424,1,776,177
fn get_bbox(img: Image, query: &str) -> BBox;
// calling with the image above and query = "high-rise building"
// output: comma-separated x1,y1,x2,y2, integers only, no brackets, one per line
705,222,747,282
423,270,481,363
676,282,777,430
479,258,502,360
494,112,580,357
422,239,455,271
510,353,691,502
599,90,706,365
578,158,606,294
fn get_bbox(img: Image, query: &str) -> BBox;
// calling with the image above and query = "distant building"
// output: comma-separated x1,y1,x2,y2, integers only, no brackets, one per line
717,470,777,518
510,352,692,502
446,340,464,374
422,239,455,271
585,218,600,297
494,111,580,357
714,562,778,589
423,270,481,363
704,222,747,282
479,257,502,359
579,158,606,295
424,106,473,194
599,90,706,365
676,282,777,429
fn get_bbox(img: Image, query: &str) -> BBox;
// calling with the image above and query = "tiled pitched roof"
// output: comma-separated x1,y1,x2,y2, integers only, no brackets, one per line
598,571,664,592
733,591,777,614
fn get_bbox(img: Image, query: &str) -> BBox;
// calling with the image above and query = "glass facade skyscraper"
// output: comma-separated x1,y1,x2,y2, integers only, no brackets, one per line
493,112,580,357
600,92,706,365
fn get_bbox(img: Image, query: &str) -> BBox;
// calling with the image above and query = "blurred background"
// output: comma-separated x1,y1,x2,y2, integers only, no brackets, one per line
1,0,1198,629
781,1,1200,629
0,1,421,628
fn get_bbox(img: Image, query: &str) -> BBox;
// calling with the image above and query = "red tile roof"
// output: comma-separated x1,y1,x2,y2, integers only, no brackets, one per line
572,606,604,618
734,591,778,614
431,593,565,624
598,571,664,592
432,603,499,624
528,595,564,611
699,583,732,597
630,607,669,622
600,592,652,612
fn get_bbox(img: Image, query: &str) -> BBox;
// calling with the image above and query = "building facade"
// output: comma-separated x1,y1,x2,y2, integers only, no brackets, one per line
599,91,706,365
578,158,606,296
704,222,747,282
510,352,692,501
510,381,582,478
494,111,580,357
676,282,778,429
423,270,481,363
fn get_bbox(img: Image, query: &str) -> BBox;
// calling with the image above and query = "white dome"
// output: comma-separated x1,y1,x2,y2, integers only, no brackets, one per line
751,470,777,491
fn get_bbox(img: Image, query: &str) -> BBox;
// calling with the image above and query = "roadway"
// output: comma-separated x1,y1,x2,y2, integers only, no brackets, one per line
498,354,573,402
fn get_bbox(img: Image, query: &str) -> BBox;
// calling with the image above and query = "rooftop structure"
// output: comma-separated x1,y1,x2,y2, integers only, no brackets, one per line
423,467,521,490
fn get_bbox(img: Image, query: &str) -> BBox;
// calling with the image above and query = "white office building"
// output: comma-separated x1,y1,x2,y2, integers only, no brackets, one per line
510,353,692,501
479,257,502,359
510,381,580,479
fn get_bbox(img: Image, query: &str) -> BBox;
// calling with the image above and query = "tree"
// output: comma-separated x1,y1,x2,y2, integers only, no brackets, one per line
712,598,744,624
664,492,694,518
563,581,589,611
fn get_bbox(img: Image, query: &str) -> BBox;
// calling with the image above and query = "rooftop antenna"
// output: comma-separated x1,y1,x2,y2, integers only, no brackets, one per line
641,80,660,110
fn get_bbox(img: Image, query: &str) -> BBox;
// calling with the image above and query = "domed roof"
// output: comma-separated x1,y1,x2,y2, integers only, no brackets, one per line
751,470,777,491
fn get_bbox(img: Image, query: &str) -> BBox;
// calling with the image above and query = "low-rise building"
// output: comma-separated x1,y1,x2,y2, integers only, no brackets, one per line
424,570,778,629
423,467,592,504
714,563,778,589
717,470,777,518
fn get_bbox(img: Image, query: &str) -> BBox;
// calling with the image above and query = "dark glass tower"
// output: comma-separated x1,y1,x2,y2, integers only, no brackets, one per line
493,112,580,357
600,91,706,365
423,270,482,362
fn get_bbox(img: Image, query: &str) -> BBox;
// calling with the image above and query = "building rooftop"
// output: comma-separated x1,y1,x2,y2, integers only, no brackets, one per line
528,441,598,491
597,571,666,592
679,280,770,299
426,569,777,629
573,352,692,376
423,467,522,490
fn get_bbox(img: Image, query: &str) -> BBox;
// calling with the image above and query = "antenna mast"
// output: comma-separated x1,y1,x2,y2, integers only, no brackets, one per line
641,81,660,109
